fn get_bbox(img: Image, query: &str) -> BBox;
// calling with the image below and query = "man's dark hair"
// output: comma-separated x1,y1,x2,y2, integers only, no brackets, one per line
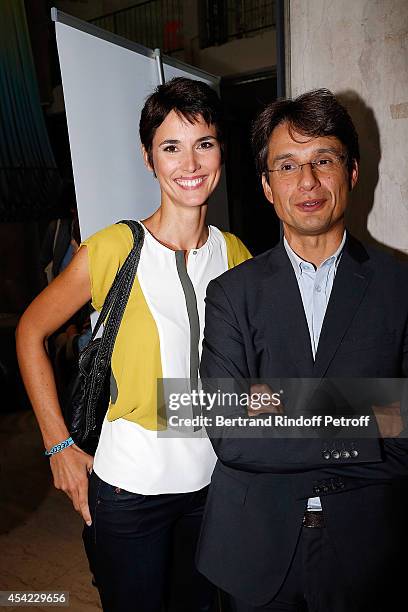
140,77,224,167
251,88,360,178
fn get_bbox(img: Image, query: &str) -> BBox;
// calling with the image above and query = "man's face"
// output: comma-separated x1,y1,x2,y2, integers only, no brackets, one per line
261,122,358,238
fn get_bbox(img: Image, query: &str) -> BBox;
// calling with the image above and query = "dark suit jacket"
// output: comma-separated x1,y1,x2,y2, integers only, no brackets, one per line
197,235,408,608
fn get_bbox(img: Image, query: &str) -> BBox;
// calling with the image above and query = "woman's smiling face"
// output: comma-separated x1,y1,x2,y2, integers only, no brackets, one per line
143,109,222,209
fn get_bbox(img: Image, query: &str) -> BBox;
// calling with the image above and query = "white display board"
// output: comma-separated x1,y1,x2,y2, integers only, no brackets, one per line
52,10,229,240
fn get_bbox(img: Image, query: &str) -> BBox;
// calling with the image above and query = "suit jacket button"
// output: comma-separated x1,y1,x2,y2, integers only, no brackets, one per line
313,486,321,495
350,449,359,458
331,450,340,459
341,450,350,459
322,450,331,460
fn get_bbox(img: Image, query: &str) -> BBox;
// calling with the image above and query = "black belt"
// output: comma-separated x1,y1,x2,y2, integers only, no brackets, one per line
303,510,325,528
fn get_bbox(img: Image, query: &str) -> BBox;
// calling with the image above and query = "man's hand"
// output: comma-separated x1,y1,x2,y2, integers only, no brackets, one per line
248,383,284,417
50,444,94,525
372,402,404,438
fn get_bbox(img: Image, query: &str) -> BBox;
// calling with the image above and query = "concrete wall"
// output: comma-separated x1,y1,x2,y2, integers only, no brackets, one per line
289,0,408,255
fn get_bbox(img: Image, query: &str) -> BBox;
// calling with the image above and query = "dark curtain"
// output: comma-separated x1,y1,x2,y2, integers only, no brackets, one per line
0,0,60,221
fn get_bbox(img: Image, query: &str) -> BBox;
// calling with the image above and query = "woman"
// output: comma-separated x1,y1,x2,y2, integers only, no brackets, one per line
16,77,251,612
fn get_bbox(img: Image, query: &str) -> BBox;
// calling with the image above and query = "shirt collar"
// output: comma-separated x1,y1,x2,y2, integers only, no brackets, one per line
284,230,347,277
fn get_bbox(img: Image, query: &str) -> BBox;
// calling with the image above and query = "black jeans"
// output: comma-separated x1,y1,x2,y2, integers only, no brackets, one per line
83,471,216,612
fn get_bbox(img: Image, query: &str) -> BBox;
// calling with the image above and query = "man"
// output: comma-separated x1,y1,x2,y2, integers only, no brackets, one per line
197,89,408,612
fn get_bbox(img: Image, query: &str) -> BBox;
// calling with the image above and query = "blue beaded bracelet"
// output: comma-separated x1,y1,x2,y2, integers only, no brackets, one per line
45,436,74,457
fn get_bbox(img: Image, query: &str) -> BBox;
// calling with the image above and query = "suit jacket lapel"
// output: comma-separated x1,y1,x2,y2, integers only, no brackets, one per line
263,243,314,377
313,235,373,377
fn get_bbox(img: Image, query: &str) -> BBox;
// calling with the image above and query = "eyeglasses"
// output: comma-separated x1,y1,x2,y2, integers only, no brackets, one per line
266,153,347,179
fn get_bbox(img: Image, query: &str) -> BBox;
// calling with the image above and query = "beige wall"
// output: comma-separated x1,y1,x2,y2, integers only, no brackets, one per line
289,0,408,255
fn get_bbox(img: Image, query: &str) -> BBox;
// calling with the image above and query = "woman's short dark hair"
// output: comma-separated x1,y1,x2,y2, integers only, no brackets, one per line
140,77,224,167
251,88,360,177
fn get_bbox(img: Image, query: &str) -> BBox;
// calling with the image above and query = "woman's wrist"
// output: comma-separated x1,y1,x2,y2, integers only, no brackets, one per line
44,436,74,457
42,419,71,451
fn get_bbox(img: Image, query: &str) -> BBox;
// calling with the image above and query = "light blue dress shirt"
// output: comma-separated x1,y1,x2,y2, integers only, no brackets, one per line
284,231,347,511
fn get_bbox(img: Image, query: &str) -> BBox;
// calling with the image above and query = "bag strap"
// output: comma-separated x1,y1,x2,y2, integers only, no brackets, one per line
91,220,143,339
83,220,145,435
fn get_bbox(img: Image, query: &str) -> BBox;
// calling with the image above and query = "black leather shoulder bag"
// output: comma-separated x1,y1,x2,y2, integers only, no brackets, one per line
62,219,144,454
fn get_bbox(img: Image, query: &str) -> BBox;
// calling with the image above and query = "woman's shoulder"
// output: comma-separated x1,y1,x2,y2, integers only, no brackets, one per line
212,227,252,268
81,222,133,255
81,222,135,311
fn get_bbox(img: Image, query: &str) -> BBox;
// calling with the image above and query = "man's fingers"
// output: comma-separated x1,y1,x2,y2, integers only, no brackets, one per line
250,384,271,394
373,402,403,438
249,383,284,415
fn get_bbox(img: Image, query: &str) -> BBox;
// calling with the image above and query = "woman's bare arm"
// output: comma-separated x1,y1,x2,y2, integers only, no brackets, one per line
16,246,94,524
